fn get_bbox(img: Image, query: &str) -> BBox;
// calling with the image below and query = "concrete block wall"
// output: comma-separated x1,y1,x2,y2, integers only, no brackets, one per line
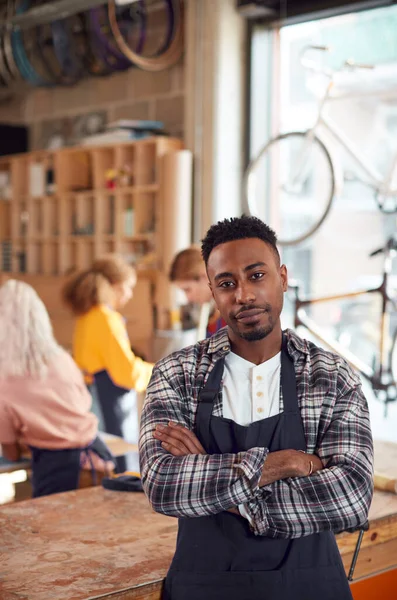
0,55,184,150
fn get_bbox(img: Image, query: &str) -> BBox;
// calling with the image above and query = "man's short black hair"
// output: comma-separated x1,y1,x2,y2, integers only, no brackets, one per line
201,215,280,265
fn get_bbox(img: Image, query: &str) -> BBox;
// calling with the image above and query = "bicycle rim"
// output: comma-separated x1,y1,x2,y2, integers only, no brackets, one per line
244,132,335,246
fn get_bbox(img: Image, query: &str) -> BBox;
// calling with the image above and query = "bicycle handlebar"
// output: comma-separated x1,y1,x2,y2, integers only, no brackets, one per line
300,45,375,77
344,58,375,71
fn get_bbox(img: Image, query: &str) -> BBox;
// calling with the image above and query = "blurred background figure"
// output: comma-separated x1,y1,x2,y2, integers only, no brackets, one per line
62,255,153,464
0,280,114,498
169,246,225,339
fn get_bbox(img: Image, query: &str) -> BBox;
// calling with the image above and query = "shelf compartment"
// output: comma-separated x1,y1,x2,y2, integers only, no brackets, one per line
96,192,117,235
0,200,11,239
27,241,43,274
92,147,116,190
28,154,56,198
56,150,93,193
115,145,136,188
134,142,156,185
0,239,12,272
29,198,44,237
0,162,12,200
72,193,95,236
42,241,59,275
11,157,29,197
133,192,156,235
43,196,60,237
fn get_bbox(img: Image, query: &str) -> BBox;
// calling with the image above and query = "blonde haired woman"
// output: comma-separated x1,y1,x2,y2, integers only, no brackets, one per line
62,254,153,461
0,280,114,498
169,246,225,337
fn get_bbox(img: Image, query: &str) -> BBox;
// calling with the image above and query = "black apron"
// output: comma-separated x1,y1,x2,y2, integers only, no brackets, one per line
163,339,353,600
30,435,114,498
94,370,139,472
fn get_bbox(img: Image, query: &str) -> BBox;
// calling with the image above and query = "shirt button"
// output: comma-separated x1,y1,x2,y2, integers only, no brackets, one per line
256,391,263,397
257,407,264,414
256,375,263,381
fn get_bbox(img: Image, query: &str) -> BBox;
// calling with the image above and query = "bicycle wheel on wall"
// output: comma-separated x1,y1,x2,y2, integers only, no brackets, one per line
244,132,336,246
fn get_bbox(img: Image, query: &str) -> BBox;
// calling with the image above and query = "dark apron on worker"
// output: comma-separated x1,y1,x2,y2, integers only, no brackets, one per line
163,338,353,600
94,370,139,472
30,435,114,498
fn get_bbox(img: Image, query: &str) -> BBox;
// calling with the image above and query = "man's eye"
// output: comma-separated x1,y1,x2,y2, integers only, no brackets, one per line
219,281,234,288
251,272,265,280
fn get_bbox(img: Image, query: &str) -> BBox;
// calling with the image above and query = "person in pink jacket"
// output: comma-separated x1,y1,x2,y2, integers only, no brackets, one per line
0,279,114,498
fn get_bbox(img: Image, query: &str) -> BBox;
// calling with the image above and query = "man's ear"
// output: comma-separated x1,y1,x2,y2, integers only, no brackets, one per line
280,265,288,292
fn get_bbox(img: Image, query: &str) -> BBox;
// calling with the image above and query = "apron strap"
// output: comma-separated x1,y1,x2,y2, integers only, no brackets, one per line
196,358,225,451
280,333,299,414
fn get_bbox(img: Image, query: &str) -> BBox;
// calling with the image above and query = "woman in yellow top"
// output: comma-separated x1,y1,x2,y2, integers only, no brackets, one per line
62,255,153,453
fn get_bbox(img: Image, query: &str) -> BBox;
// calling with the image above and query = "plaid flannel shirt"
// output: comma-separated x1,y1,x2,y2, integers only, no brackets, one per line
139,328,374,538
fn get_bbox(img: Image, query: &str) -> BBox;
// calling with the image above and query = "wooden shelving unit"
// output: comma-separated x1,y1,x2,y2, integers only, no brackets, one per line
0,136,183,277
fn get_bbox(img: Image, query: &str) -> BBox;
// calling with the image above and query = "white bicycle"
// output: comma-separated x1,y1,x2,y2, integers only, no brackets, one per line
244,45,397,246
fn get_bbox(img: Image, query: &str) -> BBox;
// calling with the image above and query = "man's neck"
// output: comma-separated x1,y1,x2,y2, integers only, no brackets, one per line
228,326,283,365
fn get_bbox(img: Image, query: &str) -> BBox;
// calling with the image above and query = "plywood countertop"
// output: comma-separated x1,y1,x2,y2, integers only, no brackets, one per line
1,440,397,600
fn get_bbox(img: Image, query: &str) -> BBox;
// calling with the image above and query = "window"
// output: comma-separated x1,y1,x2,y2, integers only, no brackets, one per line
248,5,397,439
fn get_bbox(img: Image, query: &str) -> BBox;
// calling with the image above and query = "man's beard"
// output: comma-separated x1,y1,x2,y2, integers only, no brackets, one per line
229,305,275,342
239,320,274,342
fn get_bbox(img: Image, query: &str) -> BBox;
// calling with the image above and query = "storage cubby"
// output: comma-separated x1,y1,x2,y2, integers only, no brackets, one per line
0,137,184,281
0,162,12,200
115,145,136,188
134,192,156,235
0,201,11,239
92,147,116,190
56,150,92,193
135,143,157,186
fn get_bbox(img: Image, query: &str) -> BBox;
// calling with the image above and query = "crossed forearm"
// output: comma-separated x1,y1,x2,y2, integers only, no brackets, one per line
153,422,323,487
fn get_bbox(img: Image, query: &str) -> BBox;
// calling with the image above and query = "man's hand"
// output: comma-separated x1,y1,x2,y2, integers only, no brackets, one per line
153,422,206,456
259,450,324,487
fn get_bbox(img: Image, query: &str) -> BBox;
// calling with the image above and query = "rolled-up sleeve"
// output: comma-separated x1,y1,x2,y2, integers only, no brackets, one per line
242,366,373,538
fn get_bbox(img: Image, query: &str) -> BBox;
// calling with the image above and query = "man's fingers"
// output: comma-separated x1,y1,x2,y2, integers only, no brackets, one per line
153,430,190,454
162,442,188,456
154,424,200,454
168,422,206,454
153,424,206,455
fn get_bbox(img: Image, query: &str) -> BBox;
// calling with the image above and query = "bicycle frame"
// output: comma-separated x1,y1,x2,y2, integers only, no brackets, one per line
307,80,397,196
291,243,397,392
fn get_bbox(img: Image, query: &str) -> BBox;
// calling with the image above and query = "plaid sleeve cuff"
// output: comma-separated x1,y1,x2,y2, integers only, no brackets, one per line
234,447,270,500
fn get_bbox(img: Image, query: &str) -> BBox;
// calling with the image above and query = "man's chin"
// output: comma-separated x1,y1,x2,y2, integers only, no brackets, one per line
238,325,273,342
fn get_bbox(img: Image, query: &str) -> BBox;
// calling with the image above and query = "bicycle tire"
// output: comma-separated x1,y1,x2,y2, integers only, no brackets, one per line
108,0,183,72
244,131,336,246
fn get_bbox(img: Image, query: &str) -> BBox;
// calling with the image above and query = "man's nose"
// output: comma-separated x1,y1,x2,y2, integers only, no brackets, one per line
235,282,256,304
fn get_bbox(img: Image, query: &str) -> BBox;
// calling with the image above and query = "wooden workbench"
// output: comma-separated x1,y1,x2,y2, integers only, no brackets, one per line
1,440,397,600
1,486,396,600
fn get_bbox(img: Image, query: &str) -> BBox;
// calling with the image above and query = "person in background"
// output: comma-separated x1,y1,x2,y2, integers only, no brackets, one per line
140,216,373,600
169,246,226,337
0,280,114,498
62,254,153,451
